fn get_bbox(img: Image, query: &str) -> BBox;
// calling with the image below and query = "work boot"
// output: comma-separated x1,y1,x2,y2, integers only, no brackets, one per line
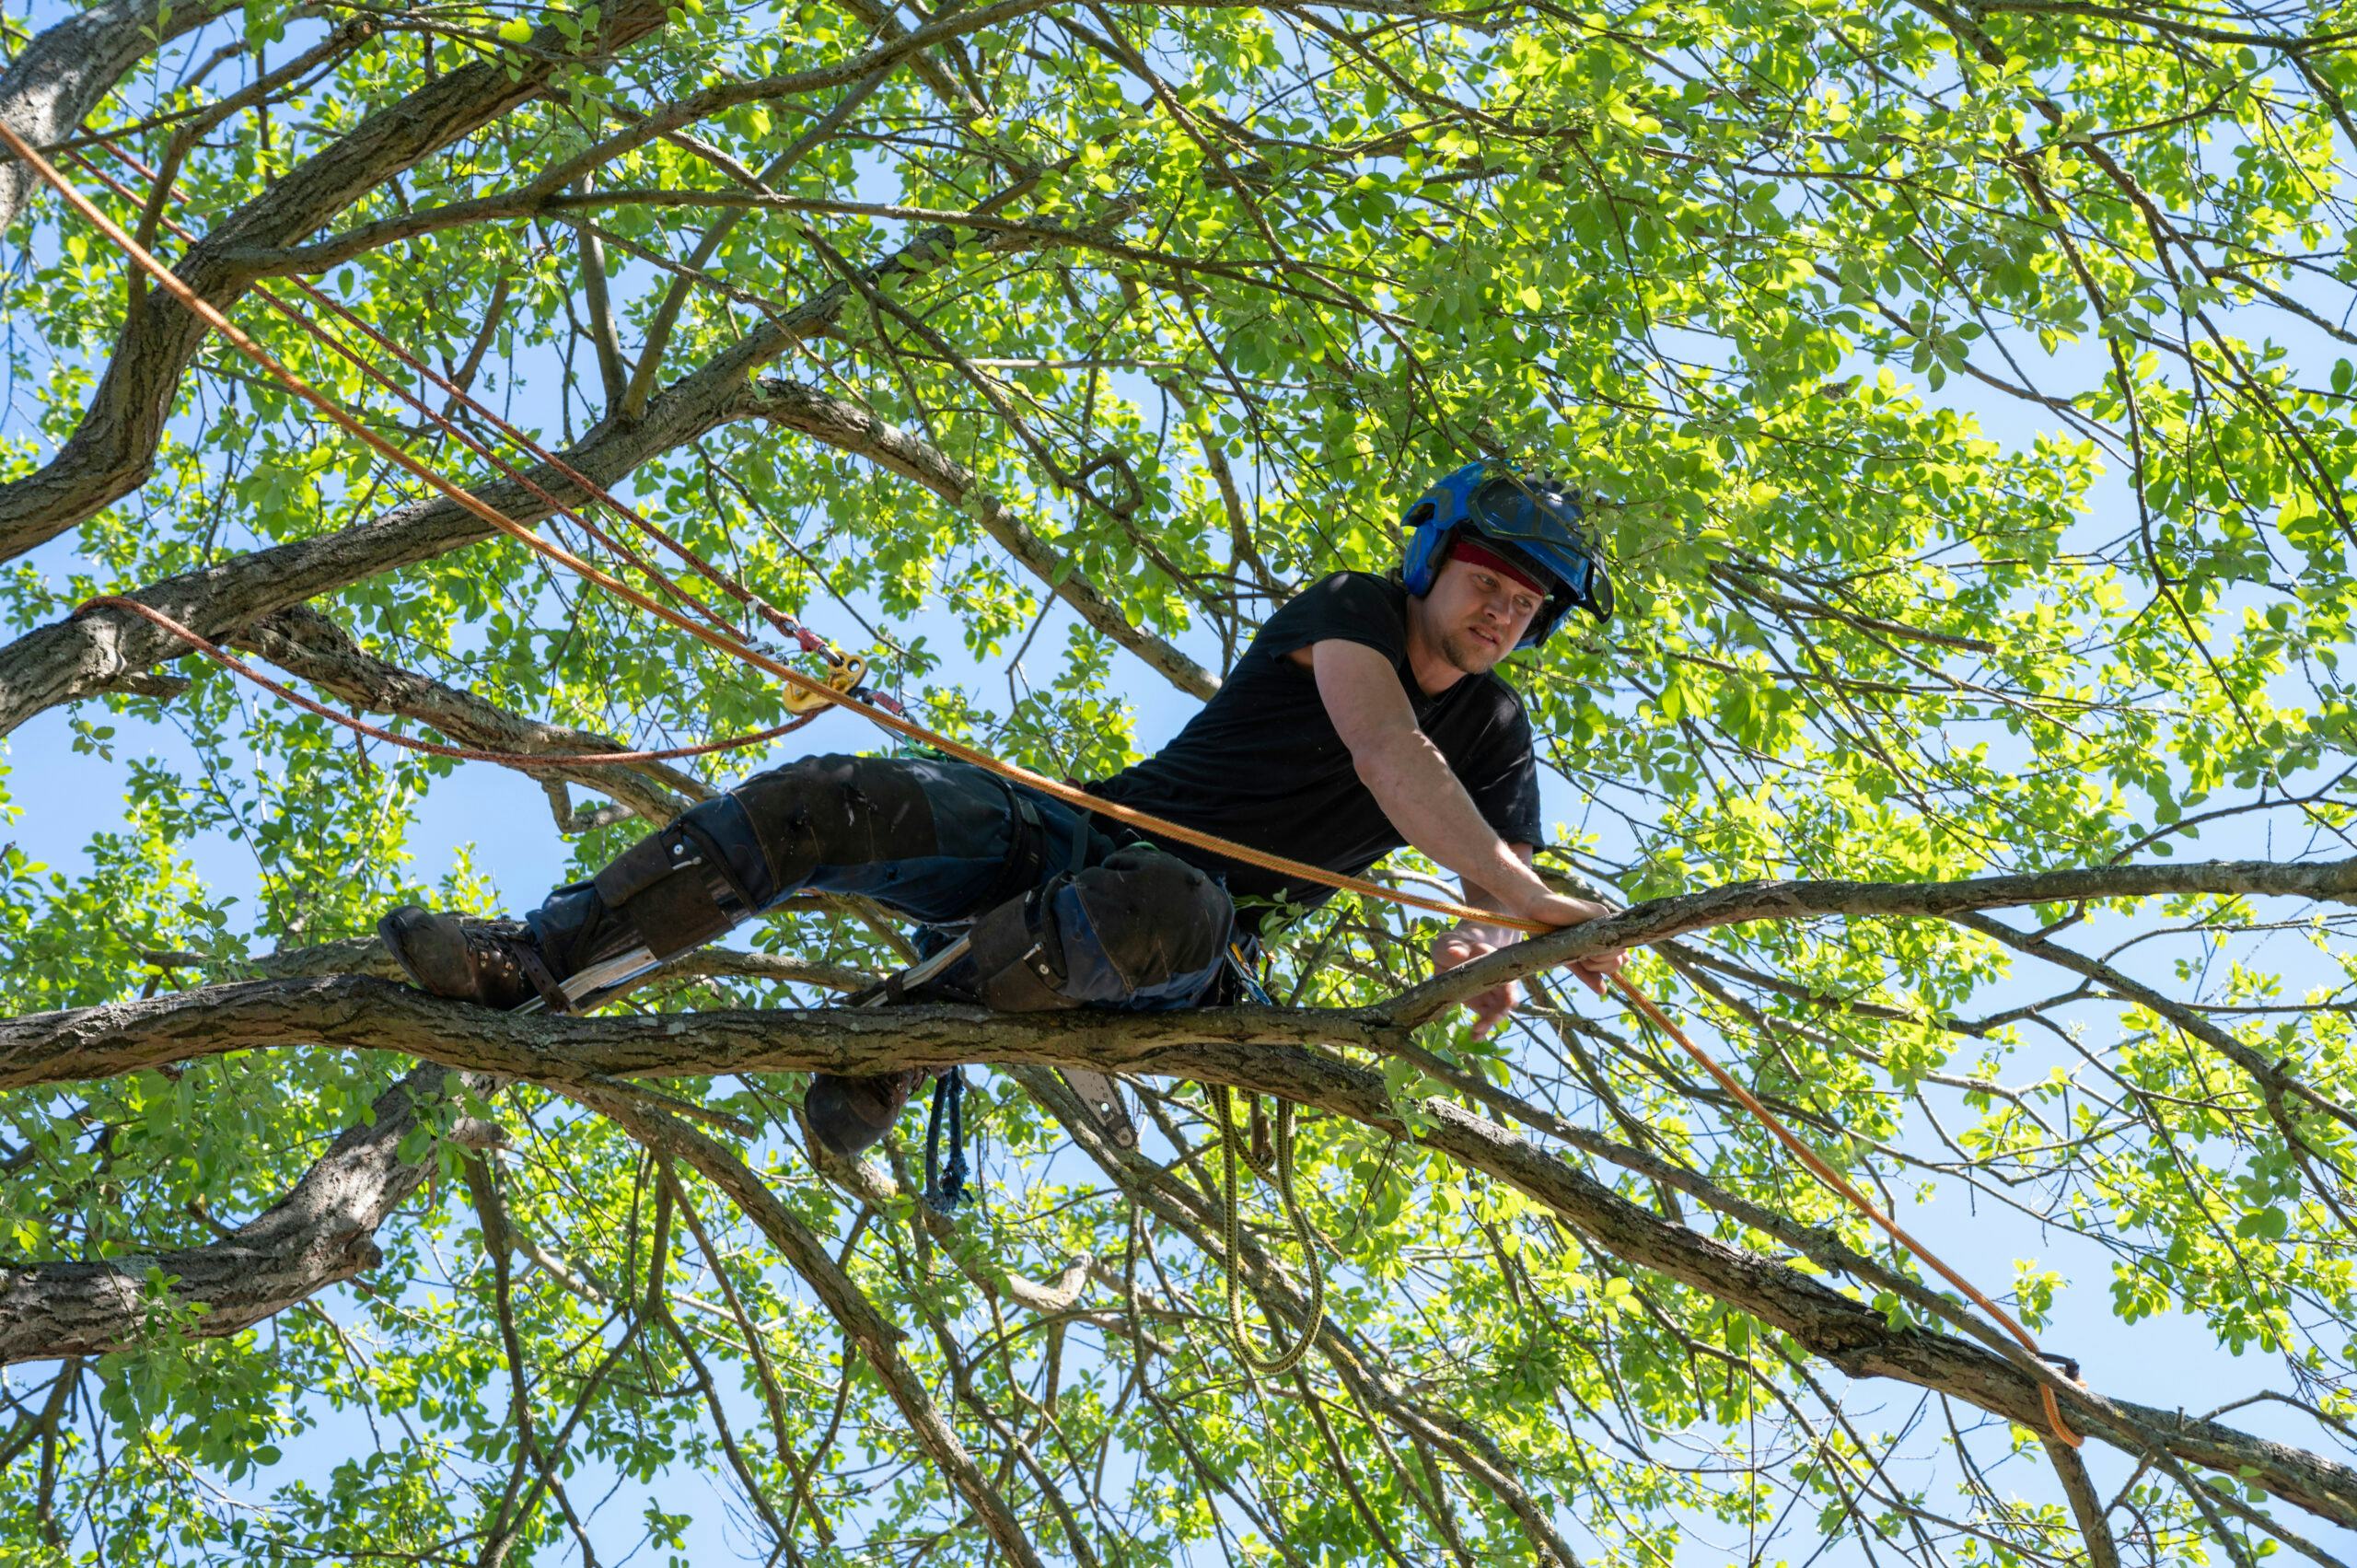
806,1068,930,1160
377,905,564,1012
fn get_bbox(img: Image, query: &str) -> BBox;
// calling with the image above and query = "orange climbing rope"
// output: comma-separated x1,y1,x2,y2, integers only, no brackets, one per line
2,122,2088,1448
71,139,848,667
78,595,827,766
1611,976,2084,1446
0,122,1534,932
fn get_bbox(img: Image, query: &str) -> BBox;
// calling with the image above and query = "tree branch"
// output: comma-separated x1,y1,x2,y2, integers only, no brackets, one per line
0,0,238,235
743,374,1218,700
7,972,2357,1527
0,0,677,560
229,603,702,823
1385,856,2357,1025
0,197,1038,738
0,1064,495,1364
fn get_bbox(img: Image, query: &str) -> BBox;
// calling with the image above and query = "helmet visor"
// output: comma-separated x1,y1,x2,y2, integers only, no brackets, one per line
1469,476,1614,622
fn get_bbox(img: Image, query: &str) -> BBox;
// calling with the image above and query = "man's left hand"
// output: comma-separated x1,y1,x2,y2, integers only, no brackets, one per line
1433,916,1632,1036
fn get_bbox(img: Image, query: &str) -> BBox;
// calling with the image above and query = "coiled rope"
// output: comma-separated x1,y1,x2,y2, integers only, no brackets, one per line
1212,1084,1322,1377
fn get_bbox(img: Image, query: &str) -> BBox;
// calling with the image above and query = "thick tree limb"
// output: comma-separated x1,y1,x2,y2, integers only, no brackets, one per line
229,604,702,823
1387,856,2357,1024
6,972,2357,1527
0,204,1031,738
0,1064,494,1365
140,935,875,995
0,0,238,236
0,0,675,559
0,973,1396,1092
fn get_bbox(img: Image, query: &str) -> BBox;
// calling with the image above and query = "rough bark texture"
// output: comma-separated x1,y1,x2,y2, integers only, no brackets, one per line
231,605,703,823
0,0,238,235
7,968,2357,1528
0,0,675,559
0,326,775,736
0,1065,493,1364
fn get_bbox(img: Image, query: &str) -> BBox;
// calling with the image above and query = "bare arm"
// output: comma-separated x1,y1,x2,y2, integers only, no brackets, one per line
1306,637,1626,1033
1307,639,1596,925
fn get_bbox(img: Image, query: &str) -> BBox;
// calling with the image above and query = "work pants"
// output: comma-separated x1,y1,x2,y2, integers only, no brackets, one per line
521,754,1237,1013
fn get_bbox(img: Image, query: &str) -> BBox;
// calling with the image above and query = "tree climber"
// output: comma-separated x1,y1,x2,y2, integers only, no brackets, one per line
377,459,1629,1157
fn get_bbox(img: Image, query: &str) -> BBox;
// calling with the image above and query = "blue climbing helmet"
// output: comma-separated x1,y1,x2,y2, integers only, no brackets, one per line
1399,459,1614,648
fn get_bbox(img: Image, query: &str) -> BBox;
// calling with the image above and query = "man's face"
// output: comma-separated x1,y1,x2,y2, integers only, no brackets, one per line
1422,552,1548,674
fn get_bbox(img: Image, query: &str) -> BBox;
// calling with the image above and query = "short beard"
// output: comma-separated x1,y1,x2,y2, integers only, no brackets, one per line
1437,627,1502,674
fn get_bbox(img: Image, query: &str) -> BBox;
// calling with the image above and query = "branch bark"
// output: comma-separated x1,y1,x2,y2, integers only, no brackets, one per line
7,971,2357,1527
229,603,702,823
0,0,675,560
1386,856,2357,1024
0,0,238,235
0,1064,494,1364
0,202,1031,738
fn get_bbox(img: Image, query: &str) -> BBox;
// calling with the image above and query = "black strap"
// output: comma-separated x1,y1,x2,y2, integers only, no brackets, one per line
511,939,575,1015
1016,878,1069,993
981,780,1050,912
924,1069,971,1214
671,819,759,918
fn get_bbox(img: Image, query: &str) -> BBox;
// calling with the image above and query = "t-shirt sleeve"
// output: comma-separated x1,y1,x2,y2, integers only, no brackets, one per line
1255,572,1406,663
1461,691,1545,848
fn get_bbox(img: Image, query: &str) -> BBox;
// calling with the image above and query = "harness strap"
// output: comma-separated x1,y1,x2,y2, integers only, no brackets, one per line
978,780,1051,913
924,1069,971,1214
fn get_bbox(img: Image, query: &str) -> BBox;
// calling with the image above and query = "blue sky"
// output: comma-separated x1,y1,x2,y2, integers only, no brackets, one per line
6,2,2357,1561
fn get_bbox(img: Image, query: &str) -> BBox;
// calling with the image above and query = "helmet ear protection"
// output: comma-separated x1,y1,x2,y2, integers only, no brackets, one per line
1400,460,1615,649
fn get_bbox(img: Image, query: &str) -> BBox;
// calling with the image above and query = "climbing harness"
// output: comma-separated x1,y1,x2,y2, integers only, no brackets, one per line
1,125,2088,1445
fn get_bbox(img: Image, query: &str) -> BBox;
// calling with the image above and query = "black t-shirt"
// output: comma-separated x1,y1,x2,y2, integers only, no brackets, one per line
1087,571,1543,928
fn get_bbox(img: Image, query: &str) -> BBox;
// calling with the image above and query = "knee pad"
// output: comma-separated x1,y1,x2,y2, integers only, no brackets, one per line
730,754,938,886
965,847,1233,1010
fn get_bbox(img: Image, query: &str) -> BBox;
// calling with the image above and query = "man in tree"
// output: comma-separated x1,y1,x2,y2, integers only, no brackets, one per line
377,459,1628,1156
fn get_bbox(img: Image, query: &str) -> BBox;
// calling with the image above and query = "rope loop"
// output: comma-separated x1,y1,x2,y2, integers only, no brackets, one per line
923,1069,971,1215
1211,1084,1325,1378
